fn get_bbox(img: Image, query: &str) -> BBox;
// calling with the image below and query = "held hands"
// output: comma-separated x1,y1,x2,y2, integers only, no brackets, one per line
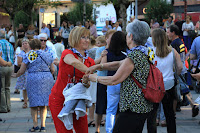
82,74,89,84
86,65,99,74
7,62,12,67
83,73,97,83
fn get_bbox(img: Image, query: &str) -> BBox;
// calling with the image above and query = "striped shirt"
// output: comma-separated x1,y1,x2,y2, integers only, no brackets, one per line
0,39,14,64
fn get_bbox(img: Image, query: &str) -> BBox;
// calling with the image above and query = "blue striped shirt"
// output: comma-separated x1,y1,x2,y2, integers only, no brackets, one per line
0,39,14,64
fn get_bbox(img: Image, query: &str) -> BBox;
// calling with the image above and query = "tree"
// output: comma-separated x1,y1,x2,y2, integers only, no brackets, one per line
144,0,173,24
64,2,93,25
0,0,61,47
102,0,130,31
14,10,38,29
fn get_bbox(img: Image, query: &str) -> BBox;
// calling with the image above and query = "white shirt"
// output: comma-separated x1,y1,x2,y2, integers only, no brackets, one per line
182,22,194,36
14,47,21,66
113,26,122,31
8,30,15,43
46,40,57,59
153,48,174,90
54,43,64,61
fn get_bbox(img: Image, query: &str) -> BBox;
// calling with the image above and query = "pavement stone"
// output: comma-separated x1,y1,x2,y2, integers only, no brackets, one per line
0,77,200,133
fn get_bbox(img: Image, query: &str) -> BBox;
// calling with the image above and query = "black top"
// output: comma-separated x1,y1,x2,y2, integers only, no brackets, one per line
107,49,126,76
175,20,185,36
17,29,25,39
171,38,186,63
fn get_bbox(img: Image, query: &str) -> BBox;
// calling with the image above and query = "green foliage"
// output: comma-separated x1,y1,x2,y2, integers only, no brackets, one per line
61,2,93,25
144,0,173,24
14,10,38,29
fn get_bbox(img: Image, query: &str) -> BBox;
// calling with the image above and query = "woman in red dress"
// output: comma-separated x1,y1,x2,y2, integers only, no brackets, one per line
49,27,95,133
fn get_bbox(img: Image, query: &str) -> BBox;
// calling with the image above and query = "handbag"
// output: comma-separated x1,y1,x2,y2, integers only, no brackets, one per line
172,49,190,101
65,67,76,89
188,59,200,81
172,49,181,101
131,60,165,103
188,30,197,38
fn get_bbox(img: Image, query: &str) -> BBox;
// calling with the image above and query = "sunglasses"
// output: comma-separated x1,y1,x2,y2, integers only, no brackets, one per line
40,39,47,42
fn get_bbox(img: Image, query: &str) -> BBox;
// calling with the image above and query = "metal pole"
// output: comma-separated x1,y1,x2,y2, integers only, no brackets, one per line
135,0,138,19
184,0,187,21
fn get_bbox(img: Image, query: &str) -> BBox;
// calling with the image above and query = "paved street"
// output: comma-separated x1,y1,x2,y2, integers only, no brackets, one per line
0,77,200,133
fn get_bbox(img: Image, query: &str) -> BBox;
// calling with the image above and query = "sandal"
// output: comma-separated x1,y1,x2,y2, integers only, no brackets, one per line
88,120,95,127
40,127,46,132
192,105,199,117
22,103,27,109
29,126,39,132
100,120,105,126
14,90,20,94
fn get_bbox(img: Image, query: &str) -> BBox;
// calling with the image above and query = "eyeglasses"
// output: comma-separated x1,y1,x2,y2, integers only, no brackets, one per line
40,39,47,42
81,36,90,40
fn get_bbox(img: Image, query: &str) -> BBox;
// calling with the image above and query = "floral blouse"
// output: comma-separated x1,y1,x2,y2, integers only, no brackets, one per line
119,49,153,113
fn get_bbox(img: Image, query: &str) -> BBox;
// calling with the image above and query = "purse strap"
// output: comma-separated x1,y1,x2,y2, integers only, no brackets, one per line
130,74,143,89
72,67,76,83
39,54,51,72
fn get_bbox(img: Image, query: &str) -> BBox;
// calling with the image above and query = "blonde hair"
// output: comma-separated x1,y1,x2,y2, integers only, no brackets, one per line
105,29,116,39
152,28,172,58
96,35,106,44
90,36,96,46
69,27,90,48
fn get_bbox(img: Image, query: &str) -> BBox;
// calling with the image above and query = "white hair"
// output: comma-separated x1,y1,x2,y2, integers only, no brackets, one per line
126,19,150,45
38,33,48,40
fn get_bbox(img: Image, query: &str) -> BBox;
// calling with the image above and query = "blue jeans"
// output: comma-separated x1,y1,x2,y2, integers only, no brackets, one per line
106,84,120,133
157,102,166,121
183,36,192,50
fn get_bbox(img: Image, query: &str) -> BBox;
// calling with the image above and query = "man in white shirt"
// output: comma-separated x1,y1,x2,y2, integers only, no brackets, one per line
41,23,50,38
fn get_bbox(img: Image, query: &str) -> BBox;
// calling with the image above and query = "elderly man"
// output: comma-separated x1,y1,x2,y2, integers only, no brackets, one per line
0,30,14,113
38,33,59,66
102,20,112,35
41,23,50,39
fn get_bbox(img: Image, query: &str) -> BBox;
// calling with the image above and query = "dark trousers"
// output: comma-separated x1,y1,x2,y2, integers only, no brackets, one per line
113,111,149,133
147,87,176,133
63,38,69,49
147,103,159,133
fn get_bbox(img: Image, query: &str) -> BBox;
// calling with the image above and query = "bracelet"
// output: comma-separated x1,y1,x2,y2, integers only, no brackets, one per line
100,64,104,70
96,76,99,83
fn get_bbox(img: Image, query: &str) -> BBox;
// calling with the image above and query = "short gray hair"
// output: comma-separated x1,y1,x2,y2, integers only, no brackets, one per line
126,19,150,45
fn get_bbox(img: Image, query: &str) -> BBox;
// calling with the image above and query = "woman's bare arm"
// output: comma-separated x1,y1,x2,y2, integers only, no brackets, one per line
89,58,134,85
174,49,183,75
17,56,23,67
16,63,27,77
63,54,88,73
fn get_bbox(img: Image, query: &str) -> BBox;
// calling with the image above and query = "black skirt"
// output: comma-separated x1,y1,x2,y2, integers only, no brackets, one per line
95,83,107,114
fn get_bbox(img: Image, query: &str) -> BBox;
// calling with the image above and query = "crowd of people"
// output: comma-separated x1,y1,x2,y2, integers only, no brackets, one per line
0,14,200,133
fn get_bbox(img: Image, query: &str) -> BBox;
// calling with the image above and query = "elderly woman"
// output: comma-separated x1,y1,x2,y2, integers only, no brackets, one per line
16,39,55,132
15,38,30,108
87,20,153,132
26,25,35,39
49,27,95,133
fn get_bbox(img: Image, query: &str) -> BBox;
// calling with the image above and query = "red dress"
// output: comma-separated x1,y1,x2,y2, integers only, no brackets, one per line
49,49,95,133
